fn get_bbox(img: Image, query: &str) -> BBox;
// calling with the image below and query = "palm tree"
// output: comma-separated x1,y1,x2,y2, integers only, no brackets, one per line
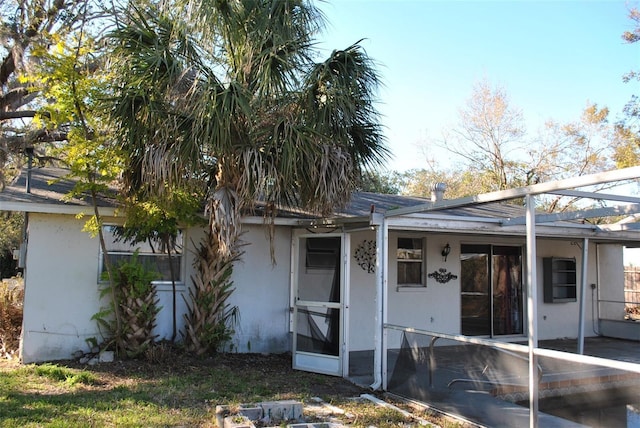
107,0,389,354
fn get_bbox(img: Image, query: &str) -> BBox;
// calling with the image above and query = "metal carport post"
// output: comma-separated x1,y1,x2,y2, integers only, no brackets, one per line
525,193,539,428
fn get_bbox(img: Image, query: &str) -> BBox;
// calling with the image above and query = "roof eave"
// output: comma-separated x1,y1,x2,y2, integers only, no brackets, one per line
0,201,118,217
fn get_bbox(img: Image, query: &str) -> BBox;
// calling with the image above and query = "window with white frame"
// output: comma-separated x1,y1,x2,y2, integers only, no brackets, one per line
397,237,425,286
99,225,184,283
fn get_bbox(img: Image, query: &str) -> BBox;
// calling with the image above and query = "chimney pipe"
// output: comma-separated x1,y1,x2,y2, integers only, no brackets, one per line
431,182,446,202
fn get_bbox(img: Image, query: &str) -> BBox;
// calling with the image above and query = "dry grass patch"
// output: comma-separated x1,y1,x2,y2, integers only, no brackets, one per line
0,279,23,359
0,351,469,427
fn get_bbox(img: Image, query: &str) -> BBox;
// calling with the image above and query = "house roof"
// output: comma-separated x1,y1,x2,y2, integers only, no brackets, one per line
3,166,640,244
304,167,640,244
0,166,523,218
0,167,118,215
338,191,525,220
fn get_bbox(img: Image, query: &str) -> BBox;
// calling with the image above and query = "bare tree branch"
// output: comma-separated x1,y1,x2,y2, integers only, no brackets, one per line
0,128,68,149
0,87,31,111
0,110,41,120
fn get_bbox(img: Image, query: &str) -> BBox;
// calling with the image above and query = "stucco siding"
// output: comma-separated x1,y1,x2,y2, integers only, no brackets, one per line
17,211,624,364
380,235,603,348
21,214,104,363
536,239,597,340
21,216,293,362
389,233,461,335
348,231,377,352
596,244,625,321
21,214,194,363
384,233,461,349
224,224,292,353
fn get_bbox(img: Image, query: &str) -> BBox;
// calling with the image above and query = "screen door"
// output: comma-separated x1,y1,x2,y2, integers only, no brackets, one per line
293,235,343,376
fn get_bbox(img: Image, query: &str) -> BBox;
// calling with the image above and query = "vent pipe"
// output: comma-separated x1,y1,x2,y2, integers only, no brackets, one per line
431,182,446,202
25,147,34,194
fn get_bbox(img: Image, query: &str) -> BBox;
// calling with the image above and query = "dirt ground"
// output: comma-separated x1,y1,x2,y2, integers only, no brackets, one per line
48,351,366,398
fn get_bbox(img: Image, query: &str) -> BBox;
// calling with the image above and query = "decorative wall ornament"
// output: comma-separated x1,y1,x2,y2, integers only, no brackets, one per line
428,268,458,284
354,239,377,273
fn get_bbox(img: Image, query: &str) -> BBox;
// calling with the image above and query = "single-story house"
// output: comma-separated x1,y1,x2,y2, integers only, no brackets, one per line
2,166,640,390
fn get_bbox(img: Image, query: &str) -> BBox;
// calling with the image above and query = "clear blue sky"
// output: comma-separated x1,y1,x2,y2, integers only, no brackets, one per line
316,1,640,172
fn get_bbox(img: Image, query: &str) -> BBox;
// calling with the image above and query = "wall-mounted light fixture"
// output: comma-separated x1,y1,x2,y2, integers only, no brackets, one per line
441,243,451,262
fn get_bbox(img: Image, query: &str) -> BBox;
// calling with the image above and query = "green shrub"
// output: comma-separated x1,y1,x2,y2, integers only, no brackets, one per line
94,251,160,358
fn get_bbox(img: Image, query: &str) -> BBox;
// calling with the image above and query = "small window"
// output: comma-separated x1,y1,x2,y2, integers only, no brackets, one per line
99,225,184,283
397,237,424,286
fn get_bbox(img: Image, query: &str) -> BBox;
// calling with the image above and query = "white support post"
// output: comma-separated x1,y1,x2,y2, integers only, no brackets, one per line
525,194,539,428
578,238,589,355
381,219,389,391
342,233,351,377
370,218,386,390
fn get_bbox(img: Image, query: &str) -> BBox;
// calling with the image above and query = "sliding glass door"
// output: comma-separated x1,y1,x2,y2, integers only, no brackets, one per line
461,244,523,337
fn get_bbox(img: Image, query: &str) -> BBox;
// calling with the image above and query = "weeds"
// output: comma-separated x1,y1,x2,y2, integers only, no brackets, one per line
33,363,98,386
0,278,23,359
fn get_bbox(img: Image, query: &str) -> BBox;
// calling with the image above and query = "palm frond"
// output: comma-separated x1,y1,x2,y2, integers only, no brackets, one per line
302,42,390,170
107,2,207,196
107,0,390,259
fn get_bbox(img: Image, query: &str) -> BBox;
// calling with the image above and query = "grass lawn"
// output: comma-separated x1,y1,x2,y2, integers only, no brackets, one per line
0,351,465,427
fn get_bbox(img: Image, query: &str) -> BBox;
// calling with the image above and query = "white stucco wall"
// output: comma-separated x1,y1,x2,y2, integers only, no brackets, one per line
345,232,609,354
21,214,105,363
387,232,461,335
595,244,625,320
221,224,292,353
384,233,462,349
536,239,597,340
21,213,192,363
21,214,292,363
348,231,377,352
19,210,624,363
347,232,463,352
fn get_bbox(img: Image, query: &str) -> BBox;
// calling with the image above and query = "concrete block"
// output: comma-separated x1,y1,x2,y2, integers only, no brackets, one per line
260,400,303,422
99,351,114,363
223,415,255,428
215,405,231,428
287,424,344,428
238,404,263,421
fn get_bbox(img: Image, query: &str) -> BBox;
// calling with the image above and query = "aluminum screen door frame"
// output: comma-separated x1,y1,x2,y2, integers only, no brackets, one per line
292,233,345,376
